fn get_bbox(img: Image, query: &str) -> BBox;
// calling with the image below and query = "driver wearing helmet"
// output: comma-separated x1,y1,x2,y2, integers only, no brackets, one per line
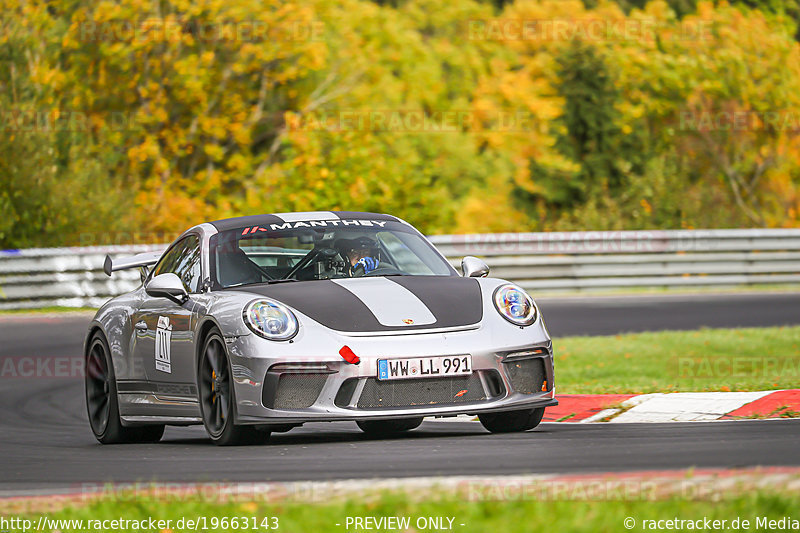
339,236,380,276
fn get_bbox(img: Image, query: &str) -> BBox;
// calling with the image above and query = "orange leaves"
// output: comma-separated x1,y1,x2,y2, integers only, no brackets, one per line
4,0,800,248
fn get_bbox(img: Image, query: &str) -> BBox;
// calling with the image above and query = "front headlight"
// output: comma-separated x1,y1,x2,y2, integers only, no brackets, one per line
244,299,299,341
493,284,537,326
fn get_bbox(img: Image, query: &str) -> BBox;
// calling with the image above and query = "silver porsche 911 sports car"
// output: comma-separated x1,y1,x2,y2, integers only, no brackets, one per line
86,211,556,445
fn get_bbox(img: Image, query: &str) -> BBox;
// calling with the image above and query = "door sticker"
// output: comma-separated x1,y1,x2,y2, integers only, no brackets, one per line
155,316,172,373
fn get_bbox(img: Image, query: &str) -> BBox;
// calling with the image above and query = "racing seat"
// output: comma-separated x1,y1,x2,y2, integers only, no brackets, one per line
216,247,268,287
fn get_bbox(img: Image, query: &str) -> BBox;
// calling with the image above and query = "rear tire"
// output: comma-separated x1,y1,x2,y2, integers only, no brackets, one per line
198,329,269,446
478,408,545,433
356,417,423,436
85,332,165,444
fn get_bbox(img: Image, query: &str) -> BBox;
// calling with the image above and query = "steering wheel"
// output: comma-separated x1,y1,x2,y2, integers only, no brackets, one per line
282,246,343,280
316,247,340,259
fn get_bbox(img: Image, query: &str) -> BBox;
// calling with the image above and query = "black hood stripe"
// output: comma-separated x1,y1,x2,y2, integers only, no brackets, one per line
388,276,483,326
232,276,482,332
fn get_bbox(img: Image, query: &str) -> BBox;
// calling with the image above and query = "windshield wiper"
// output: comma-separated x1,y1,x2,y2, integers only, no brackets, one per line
265,278,299,284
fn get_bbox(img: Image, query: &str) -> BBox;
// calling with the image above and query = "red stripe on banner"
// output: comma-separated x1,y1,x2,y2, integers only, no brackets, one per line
722,389,800,419
543,394,637,422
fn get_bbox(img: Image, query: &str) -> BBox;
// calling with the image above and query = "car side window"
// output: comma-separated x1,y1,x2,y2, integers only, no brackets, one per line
173,236,202,293
151,242,185,279
151,235,202,293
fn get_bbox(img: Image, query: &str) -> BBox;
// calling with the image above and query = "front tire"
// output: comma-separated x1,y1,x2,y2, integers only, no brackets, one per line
478,408,545,433
198,329,269,446
357,417,423,436
85,332,165,444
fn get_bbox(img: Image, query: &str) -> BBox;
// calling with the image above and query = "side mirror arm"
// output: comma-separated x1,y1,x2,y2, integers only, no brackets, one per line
461,256,490,278
164,293,190,306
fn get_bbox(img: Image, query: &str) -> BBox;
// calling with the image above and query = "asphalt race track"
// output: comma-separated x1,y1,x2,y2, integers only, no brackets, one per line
539,291,800,336
1,292,799,493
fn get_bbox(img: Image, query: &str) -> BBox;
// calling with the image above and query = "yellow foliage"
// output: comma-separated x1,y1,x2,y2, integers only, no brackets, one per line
3,0,800,246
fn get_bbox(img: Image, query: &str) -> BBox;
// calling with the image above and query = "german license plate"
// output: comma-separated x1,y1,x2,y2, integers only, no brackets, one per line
377,355,472,381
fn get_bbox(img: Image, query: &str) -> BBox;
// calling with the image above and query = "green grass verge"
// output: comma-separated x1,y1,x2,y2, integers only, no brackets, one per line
1,309,796,395
12,490,800,533
556,326,800,394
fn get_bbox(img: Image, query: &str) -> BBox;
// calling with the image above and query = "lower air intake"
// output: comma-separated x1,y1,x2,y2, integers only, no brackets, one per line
504,357,546,394
357,374,486,409
271,373,328,409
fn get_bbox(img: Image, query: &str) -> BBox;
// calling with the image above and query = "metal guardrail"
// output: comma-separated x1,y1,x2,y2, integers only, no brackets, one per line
1,229,799,309
429,229,800,291
0,244,165,310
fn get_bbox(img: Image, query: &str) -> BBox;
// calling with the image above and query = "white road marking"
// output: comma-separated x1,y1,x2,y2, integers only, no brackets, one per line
609,391,776,423
579,408,621,423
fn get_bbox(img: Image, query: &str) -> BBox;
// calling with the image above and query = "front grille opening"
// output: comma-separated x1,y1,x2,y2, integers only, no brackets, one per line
483,370,506,398
270,363,332,373
357,373,487,409
267,373,328,409
505,347,550,358
334,378,359,407
503,357,546,394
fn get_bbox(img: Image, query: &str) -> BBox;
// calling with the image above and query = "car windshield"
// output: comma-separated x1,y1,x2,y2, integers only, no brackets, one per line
210,219,456,288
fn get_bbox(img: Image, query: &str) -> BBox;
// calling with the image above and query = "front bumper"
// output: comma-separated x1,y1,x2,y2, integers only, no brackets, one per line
226,325,557,425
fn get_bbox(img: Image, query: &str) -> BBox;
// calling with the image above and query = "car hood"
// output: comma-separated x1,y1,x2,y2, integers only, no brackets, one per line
236,276,483,333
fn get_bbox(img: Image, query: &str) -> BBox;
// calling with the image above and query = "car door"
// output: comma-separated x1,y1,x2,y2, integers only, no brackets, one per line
132,235,202,391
